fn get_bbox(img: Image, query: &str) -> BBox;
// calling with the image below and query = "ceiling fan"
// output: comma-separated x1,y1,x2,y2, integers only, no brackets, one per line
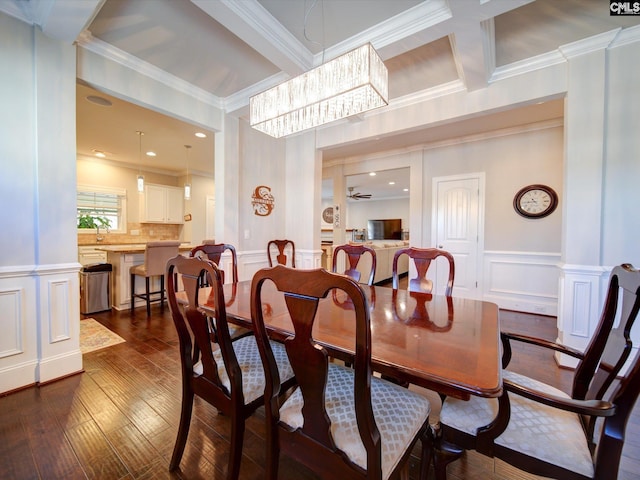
347,186,372,200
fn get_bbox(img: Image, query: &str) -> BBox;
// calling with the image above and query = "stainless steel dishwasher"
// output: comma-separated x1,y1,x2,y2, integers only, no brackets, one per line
80,263,112,314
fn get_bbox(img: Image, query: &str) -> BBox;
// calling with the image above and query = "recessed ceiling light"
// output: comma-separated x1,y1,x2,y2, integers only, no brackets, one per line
403,188,409,192
146,151,156,157
94,151,106,158
389,181,395,185
195,132,207,138
86,95,112,107
369,172,376,176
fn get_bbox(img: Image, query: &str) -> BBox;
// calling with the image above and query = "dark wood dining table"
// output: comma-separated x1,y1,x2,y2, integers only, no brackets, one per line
194,280,502,400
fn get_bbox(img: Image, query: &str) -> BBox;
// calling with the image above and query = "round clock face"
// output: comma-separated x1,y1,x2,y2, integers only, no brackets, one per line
513,184,558,218
322,207,334,224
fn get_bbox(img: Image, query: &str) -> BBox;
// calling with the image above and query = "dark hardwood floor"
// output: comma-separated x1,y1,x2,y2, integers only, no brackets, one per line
1,293,639,479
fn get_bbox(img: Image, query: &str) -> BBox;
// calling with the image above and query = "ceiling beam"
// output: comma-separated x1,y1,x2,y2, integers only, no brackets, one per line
191,0,312,76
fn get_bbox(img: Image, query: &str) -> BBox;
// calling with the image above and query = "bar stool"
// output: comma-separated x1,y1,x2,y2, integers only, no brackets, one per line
130,241,181,316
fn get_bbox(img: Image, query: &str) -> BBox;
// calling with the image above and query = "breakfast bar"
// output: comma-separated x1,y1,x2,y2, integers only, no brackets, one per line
95,243,194,310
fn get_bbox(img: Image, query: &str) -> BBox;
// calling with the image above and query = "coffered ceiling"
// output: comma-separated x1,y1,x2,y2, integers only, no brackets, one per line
3,0,638,196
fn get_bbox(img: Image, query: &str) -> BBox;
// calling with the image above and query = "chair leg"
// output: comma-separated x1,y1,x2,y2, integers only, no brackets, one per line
169,387,194,471
419,428,433,480
264,420,280,480
228,415,245,480
160,275,165,312
433,437,463,480
145,276,151,316
130,273,135,313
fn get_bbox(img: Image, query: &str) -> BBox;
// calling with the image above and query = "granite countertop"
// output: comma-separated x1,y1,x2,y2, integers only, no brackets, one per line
95,244,194,253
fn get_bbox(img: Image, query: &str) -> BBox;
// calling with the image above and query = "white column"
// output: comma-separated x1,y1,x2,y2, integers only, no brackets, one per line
556,35,614,367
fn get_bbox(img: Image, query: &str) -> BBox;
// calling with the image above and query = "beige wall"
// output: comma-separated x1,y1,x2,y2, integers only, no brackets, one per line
76,155,214,243
423,123,563,252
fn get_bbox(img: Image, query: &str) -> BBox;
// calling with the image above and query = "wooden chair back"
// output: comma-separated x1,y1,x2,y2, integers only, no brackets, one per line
392,247,455,296
251,265,429,479
267,239,295,268
331,243,377,285
190,242,238,283
166,255,259,479
438,264,640,480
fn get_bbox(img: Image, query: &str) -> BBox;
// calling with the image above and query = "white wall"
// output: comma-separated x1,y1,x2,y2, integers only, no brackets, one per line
1,13,82,393
601,39,640,267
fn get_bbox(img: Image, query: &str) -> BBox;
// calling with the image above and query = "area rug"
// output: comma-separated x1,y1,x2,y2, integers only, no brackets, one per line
80,318,125,354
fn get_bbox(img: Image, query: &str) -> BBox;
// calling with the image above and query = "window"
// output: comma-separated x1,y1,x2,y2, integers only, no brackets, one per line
77,185,127,233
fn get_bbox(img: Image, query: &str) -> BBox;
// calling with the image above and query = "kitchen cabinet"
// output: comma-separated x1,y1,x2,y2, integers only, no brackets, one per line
140,183,184,224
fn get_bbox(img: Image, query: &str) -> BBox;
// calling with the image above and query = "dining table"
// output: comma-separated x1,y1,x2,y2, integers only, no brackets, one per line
193,280,502,401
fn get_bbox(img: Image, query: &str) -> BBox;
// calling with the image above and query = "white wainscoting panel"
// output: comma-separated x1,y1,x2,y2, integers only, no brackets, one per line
297,249,323,270
0,266,39,393
37,263,83,385
238,250,271,282
556,264,609,368
238,249,323,282
483,251,561,315
0,287,25,358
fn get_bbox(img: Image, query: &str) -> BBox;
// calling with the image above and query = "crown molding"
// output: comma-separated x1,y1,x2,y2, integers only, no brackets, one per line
76,31,223,110
223,71,290,114
215,0,313,72
318,0,451,64
559,28,621,59
609,23,640,49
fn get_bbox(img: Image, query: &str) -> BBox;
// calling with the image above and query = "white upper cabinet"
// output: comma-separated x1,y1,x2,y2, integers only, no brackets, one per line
140,183,184,224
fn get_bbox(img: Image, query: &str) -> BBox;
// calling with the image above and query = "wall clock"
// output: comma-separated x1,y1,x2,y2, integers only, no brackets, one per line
513,184,558,219
322,207,334,224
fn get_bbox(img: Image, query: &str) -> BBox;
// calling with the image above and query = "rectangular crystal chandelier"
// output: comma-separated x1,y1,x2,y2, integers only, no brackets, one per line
250,43,388,138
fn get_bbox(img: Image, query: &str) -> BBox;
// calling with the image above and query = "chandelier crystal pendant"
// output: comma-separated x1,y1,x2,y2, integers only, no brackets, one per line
136,130,145,192
249,43,388,138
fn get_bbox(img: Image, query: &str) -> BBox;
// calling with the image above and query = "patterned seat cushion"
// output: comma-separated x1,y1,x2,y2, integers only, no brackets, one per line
440,370,594,478
194,335,294,405
279,363,431,480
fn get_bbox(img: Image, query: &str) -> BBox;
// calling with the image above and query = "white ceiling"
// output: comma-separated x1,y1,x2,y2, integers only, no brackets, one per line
4,0,638,197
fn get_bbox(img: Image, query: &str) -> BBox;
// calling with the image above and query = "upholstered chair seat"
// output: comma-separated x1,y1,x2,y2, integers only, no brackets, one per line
194,335,294,406
280,362,431,480
440,369,594,478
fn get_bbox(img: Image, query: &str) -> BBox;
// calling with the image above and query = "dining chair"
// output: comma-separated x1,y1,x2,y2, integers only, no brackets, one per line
190,242,249,342
392,247,455,296
267,239,295,268
166,255,296,480
331,243,377,285
130,240,181,316
251,265,432,480
190,242,238,283
434,263,640,480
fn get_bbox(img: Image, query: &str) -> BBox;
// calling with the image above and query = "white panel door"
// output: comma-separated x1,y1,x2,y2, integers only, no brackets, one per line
433,175,482,298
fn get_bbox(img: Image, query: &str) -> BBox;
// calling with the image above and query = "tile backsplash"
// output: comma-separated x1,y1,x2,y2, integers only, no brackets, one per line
78,223,182,246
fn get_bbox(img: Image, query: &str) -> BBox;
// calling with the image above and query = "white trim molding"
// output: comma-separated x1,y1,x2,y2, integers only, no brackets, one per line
0,263,82,393
556,263,609,368
483,251,561,316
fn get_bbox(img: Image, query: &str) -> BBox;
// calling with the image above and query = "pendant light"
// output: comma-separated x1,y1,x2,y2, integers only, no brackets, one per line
184,144,191,200
136,130,145,192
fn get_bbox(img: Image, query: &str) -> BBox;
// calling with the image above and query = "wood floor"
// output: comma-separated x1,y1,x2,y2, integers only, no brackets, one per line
1,299,639,479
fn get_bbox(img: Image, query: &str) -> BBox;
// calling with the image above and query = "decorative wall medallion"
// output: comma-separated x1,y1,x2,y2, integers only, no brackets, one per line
322,207,333,224
251,185,275,216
